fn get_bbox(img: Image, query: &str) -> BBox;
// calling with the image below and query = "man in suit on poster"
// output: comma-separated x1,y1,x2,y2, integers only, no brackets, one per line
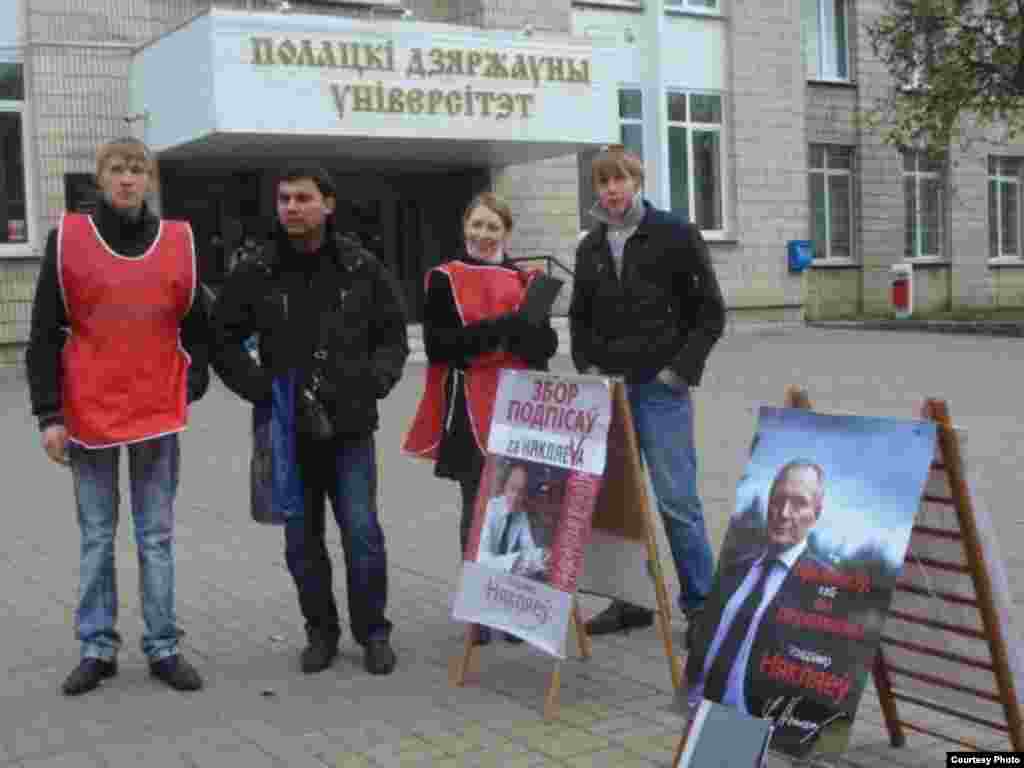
476,461,555,582
687,460,858,756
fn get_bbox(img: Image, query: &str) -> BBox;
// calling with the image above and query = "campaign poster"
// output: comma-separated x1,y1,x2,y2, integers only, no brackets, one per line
685,406,937,759
451,370,612,658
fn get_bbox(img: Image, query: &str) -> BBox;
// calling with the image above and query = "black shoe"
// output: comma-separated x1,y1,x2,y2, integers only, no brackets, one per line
585,600,654,637
149,655,203,691
504,632,524,644
473,626,493,646
683,606,704,651
300,632,339,675
61,658,117,696
363,636,396,675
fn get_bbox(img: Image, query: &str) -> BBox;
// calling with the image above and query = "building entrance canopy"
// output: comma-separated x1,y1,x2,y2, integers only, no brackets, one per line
130,9,619,169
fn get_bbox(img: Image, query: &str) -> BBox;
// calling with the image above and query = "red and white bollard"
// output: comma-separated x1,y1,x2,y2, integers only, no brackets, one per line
890,263,913,319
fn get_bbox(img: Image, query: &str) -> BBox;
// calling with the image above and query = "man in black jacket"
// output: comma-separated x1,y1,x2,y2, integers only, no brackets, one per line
569,145,726,642
211,166,408,676
26,137,209,696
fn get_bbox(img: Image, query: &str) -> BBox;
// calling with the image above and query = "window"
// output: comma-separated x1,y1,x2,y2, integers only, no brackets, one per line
989,157,1023,261
802,0,848,81
902,150,945,259
665,0,718,10
808,145,854,261
0,61,28,246
667,91,724,231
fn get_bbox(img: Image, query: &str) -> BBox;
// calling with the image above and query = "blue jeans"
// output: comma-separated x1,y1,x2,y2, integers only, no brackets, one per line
284,434,391,646
69,434,180,662
627,378,714,614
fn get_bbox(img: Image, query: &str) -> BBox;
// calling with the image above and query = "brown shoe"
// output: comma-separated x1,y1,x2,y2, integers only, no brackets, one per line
585,600,654,637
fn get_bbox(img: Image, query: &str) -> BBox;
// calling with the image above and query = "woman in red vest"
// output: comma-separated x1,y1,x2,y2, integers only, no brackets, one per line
404,194,558,604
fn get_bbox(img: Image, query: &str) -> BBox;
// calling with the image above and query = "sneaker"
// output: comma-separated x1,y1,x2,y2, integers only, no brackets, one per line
363,635,396,675
585,600,654,637
61,658,117,696
300,631,339,675
149,655,203,691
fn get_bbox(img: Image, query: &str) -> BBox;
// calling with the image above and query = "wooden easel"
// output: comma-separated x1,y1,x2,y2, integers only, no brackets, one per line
872,397,1023,752
450,380,682,720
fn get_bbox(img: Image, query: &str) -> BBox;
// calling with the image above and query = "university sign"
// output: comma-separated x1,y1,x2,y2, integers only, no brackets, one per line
130,10,617,156
248,36,593,122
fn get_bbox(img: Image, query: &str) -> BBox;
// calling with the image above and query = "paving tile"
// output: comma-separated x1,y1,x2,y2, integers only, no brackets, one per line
519,723,611,760
18,753,102,768
94,741,191,768
562,748,659,768
615,725,680,761
231,719,333,768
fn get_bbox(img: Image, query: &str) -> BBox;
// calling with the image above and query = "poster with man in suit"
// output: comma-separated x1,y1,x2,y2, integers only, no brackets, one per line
686,406,936,759
452,370,612,657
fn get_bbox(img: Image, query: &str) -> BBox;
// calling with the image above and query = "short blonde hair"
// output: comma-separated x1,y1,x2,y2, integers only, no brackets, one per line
591,144,644,189
95,137,155,179
463,192,514,232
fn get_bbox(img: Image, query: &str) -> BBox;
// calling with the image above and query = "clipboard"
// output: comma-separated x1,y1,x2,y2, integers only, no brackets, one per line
519,274,564,325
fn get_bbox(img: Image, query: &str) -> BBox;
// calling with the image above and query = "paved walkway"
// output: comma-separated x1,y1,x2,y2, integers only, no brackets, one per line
1,326,1020,767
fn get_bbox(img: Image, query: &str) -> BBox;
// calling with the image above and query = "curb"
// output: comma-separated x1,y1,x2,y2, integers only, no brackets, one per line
808,320,1024,338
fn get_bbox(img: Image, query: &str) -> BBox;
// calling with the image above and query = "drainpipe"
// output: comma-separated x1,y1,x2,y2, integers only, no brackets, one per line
643,0,667,209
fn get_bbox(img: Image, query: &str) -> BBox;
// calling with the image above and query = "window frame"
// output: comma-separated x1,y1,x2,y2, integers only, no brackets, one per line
0,98,35,258
803,0,850,83
988,156,1024,263
902,150,946,262
665,88,727,237
664,0,720,13
618,85,645,161
808,144,856,263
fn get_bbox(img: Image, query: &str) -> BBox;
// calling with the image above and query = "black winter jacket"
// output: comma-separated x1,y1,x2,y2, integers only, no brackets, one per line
569,202,726,385
211,229,409,438
25,200,211,431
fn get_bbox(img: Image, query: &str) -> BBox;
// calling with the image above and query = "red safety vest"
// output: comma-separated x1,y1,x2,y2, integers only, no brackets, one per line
403,261,536,459
59,212,195,448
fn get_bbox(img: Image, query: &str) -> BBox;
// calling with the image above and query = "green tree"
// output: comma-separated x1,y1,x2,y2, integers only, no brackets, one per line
867,1,1024,151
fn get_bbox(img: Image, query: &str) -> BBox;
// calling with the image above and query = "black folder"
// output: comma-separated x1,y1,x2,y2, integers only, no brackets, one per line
519,274,564,325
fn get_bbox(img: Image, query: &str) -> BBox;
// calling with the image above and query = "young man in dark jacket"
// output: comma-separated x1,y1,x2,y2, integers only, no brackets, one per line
569,145,726,644
26,137,209,696
211,166,408,676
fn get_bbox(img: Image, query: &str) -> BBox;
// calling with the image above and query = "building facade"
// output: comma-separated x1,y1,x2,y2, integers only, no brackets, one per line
2,0,1024,366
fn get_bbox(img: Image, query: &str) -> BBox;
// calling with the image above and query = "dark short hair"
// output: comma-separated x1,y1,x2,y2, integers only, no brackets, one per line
275,165,337,200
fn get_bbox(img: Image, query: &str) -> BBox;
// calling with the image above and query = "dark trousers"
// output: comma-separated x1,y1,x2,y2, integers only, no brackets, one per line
284,434,391,646
455,449,485,557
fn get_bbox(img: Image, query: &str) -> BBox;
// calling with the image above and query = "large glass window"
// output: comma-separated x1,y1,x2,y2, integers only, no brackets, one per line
902,150,945,259
808,145,854,260
989,157,1022,261
667,91,724,231
802,0,849,81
